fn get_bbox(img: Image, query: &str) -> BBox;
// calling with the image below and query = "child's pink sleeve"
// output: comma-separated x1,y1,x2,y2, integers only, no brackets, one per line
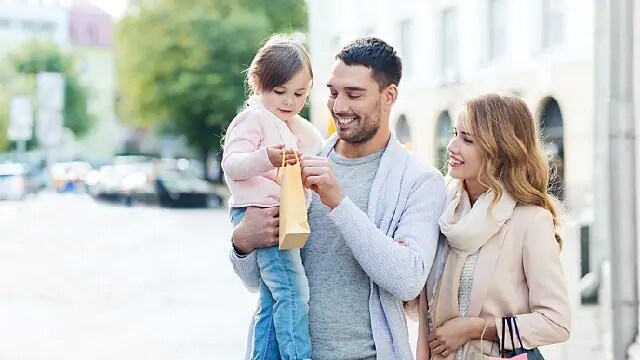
221,113,274,181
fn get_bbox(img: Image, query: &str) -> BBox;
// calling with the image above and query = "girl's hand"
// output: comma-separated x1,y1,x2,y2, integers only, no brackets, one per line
267,145,301,167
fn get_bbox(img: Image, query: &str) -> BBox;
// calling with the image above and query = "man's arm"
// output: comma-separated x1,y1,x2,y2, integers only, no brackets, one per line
301,155,446,301
229,207,280,292
327,171,446,301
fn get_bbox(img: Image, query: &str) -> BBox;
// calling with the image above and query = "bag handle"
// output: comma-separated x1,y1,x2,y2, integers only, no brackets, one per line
505,317,517,352
500,317,507,355
510,317,525,350
275,147,300,185
478,318,488,357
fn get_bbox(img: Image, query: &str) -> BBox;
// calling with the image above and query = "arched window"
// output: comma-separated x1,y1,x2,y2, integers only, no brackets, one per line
435,111,453,174
395,114,412,150
540,97,565,200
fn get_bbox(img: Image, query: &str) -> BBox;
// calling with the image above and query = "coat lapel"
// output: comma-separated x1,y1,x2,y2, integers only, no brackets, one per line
466,221,511,317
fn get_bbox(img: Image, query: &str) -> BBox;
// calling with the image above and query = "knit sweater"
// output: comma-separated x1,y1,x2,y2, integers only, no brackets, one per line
229,134,446,359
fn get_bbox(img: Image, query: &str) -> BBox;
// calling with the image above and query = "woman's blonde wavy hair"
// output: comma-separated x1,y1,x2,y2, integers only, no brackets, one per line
463,93,563,249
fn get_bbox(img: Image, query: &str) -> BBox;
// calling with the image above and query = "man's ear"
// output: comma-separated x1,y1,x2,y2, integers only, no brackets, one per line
383,84,398,106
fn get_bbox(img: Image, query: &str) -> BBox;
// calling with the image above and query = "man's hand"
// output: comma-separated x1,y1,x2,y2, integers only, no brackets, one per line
300,155,344,209
232,207,279,254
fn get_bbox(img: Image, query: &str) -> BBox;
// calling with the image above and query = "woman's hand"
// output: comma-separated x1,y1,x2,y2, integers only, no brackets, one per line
428,317,486,357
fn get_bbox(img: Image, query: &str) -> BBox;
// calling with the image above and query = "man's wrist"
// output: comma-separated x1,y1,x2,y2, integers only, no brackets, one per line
232,231,253,256
327,193,345,209
233,244,250,257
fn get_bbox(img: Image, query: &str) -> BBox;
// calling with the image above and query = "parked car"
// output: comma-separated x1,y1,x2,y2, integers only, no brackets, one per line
50,161,93,193
0,162,45,199
153,168,222,208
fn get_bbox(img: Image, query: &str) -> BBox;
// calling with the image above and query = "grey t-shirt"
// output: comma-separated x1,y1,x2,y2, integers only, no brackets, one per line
301,148,384,360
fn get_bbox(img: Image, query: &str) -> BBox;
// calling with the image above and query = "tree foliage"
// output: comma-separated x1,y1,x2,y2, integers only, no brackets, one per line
116,0,308,156
10,41,94,138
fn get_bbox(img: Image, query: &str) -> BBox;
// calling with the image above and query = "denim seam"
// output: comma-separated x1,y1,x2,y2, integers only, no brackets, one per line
274,249,299,359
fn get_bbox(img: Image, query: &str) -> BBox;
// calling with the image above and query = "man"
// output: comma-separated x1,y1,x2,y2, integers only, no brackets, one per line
231,37,446,359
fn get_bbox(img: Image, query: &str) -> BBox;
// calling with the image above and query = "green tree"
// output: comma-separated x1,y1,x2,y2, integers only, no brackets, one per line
116,0,308,162
10,41,94,138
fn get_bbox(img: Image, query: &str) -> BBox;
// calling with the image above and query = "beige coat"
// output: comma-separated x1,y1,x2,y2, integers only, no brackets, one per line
415,205,571,359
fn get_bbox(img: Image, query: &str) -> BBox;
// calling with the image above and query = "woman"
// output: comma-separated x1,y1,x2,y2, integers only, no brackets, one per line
416,94,571,359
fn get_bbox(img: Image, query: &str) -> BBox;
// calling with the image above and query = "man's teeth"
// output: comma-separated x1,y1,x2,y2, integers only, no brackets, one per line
338,117,356,125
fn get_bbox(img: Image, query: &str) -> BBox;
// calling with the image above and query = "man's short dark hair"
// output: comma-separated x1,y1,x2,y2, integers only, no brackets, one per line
335,37,402,89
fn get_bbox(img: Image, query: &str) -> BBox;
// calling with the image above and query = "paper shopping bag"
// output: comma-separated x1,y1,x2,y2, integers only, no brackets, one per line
276,149,310,250
474,317,541,360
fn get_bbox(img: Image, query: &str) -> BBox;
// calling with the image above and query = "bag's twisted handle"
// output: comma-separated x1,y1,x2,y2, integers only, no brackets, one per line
275,148,300,185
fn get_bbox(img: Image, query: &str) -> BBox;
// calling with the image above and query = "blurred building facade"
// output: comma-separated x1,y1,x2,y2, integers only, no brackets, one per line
309,0,596,357
309,0,595,246
0,0,122,159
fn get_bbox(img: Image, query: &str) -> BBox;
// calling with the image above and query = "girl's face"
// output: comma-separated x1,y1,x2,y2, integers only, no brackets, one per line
259,66,312,122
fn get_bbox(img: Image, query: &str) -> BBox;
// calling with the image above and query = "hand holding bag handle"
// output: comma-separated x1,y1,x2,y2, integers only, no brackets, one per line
275,147,300,185
500,317,545,359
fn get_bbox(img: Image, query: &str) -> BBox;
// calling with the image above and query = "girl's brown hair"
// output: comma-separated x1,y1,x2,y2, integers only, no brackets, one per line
247,34,313,94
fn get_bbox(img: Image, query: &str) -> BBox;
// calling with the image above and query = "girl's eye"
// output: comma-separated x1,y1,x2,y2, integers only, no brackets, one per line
295,93,304,97
274,90,285,95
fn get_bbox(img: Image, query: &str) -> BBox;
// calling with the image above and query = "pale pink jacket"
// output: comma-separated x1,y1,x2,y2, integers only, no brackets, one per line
222,97,324,208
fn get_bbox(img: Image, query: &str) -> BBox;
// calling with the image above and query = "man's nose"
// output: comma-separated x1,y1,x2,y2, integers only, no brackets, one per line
332,95,350,114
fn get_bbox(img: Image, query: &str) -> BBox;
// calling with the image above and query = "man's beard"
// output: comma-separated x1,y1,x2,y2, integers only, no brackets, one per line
340,117,379,144
334,104,381,144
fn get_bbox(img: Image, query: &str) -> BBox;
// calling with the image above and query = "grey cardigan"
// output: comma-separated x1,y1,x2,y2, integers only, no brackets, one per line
229,134,446,359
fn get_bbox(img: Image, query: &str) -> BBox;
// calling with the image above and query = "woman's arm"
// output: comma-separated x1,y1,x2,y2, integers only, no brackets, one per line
498,209,571,349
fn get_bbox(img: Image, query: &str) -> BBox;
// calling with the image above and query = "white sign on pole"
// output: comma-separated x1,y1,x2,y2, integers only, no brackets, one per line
36,72,65,148
36,110,63,148
37,72,65,111
8,96,33,141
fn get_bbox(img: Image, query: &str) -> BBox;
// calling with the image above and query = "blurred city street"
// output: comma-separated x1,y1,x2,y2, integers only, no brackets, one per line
0,192,602,360
0,0,637,358
0,193,255,360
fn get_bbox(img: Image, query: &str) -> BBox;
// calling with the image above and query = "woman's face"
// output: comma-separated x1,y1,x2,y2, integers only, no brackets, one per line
447,112,483,182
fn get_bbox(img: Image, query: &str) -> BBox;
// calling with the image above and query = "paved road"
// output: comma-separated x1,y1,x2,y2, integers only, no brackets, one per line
0,193,602,359
0,193,255,359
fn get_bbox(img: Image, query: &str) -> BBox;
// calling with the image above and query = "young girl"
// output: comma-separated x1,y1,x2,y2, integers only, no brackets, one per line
416,94,571,359
222,34,323,360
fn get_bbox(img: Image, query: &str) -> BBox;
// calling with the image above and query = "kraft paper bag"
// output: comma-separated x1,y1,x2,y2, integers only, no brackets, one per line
275,149,310,250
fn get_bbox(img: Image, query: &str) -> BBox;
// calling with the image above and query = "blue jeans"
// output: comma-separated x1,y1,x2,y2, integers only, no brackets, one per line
231,207,312,360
